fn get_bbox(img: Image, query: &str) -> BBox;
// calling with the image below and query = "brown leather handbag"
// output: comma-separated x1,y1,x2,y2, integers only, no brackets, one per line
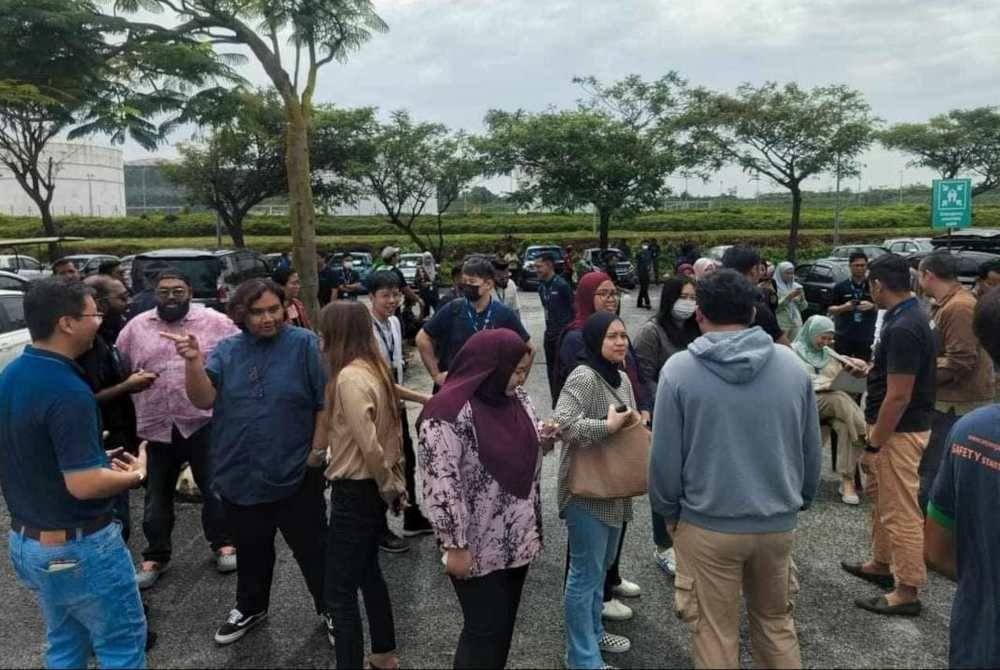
567,371,652,499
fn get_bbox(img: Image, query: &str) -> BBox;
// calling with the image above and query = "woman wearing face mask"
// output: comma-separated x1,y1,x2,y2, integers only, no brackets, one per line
555,271,648,622
633,276,700,575
417,329,554,669
271,266,311,329
774,261,807,341
792,315,869,505
555,312,642,669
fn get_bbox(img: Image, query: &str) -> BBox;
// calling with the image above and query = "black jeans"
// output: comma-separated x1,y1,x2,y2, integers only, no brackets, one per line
451,565,529,669
563,521,628,602
142,424,229,563
637,278,651,309
918,409,959,514
326,479,397,668
543,329,562,409
224,467,327,616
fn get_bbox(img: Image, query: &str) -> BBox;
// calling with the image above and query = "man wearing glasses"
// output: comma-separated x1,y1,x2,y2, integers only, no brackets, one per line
115,269,239,590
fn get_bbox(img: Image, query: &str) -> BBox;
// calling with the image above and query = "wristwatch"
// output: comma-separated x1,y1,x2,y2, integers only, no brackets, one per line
134,470,147,485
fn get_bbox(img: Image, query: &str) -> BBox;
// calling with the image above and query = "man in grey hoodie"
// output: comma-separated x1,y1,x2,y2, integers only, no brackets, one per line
649,269,821,669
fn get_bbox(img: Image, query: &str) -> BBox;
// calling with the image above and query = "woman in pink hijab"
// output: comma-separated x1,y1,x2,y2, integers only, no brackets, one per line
692,257,719,279
676,263,695,278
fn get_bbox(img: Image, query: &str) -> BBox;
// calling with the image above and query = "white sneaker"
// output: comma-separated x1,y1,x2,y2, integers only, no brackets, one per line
601,598,633,621
654,547,677,576
598,632,632,654
612,577,641,598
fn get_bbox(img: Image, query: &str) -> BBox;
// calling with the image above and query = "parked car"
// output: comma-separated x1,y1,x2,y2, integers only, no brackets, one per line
398,253,424,286
930,227,1000,253
793,258,851,318
518,245,565,290
0,271,30,292
826,244,890,261
705,245,733,261
906,249,1000,290
127,248,270,311
61,254,121,276
0,289,30,372
580,248,638,288
883,238,933,255
0,254,48,279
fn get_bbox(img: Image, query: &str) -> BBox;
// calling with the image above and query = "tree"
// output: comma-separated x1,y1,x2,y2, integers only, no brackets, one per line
115,0,388,320
682,82,878,260
162,90,287,248
880,107,1000,197
433,134,480,256
462,185,499,204
310,104,379,214
0,0,234,256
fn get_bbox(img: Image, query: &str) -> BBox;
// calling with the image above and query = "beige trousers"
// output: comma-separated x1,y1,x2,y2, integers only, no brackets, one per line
864,427,931,588
816,391,866,478
673,522,801,669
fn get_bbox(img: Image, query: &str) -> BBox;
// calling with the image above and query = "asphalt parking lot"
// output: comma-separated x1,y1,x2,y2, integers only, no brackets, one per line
0,286,954,668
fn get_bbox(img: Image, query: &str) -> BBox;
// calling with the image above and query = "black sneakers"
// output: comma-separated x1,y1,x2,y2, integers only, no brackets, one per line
402,509,435,538
214,609,267,645
378,530,409,554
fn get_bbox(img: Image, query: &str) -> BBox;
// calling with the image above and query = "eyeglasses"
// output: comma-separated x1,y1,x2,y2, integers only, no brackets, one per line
595,290,621,299
77,312,105,321
156,288,189,299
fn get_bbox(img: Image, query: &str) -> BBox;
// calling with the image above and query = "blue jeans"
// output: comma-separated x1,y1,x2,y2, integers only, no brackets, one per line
564,503,622,669
8,521,146,669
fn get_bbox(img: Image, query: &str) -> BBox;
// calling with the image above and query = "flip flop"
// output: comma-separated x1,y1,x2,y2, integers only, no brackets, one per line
854,595,922,617
840,561,895,589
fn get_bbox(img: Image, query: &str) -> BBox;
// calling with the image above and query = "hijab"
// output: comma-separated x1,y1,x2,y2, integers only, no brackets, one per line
792,315,835,370
692,257,719,279
773,261,802,299
422,252,436,282
579,311,624,388
419,329,538,499
565,271,612,332
677,263,695,277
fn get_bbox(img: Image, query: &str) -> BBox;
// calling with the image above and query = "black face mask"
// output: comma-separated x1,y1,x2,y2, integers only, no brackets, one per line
157,300,191,323
459,283,482,303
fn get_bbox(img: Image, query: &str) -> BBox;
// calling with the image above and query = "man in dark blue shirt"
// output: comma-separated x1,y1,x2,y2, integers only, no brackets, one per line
829,251,878,361
416,256,530,390
925,285,1000,668
536,252,574,407
329,253,363,301
1,279,149,668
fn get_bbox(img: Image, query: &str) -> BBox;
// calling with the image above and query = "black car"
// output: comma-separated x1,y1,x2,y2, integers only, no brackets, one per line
128,248,270,311
930,228,1000,254
518,245,565,290
794,259,851,318
906,249,1000,290
580,248,638,288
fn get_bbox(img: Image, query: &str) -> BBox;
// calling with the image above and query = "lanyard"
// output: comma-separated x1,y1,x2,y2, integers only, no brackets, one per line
850,281,866,301
466,299,494,332
374,319,395,366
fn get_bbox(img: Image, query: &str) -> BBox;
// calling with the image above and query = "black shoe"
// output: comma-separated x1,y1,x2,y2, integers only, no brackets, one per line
322,611,335,648
145,630,157,651
378,530,409,554
855,595,922,617
840,561,895,589
214,609,267,645
402,510,434,537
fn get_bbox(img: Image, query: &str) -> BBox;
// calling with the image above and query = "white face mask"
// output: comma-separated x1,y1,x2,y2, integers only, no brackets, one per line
671,298,697,321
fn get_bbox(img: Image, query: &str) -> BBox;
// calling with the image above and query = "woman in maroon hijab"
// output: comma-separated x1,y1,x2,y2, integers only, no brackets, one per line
417,329,555,669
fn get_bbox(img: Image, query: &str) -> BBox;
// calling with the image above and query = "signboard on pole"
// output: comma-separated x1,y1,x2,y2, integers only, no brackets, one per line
932,178,972,229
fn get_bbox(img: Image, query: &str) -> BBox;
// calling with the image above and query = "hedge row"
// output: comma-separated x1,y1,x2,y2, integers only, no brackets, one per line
4,204,1000,239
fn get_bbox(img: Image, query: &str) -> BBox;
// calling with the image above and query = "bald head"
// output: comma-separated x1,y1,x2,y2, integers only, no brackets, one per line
84,275,128,318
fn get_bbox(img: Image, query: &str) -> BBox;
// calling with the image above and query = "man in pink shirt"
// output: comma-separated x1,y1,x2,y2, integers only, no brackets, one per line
116,269,240,589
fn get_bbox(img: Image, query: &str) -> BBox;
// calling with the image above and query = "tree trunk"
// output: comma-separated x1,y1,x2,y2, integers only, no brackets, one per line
391,216,429,252
436,212,444,258
787,186,803,262
598,208,611,251
284,107,320,322
226,211,246,249
37,198,61,260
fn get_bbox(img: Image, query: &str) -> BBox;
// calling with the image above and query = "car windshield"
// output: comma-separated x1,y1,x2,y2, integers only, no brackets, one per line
399,256,421,268
132,256,221,296
525,248,562,260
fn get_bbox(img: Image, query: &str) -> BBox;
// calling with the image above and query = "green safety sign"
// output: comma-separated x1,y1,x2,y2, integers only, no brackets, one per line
931,178,972,229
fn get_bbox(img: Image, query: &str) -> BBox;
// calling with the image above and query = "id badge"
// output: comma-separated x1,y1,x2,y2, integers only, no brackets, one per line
853,310,862,323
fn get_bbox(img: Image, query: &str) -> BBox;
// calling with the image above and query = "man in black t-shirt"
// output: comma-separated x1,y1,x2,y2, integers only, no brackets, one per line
722,246,789,345
828,251,877,361
841,254,936,618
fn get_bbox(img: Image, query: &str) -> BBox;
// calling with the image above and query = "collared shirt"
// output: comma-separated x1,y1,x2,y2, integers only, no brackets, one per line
77,329,138,452
421,298,530,373
538,274,573,332
115,304,239,443
930,283,994,413
372,313,404,385
832,278,877,344
206,326,327,505
0,347,111,528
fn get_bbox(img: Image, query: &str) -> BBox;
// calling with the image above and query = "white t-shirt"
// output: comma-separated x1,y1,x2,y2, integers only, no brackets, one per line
493,284,520,318
372,313,404,385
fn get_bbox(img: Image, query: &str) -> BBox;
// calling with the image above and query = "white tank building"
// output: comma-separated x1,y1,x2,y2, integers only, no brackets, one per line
0,141,126,217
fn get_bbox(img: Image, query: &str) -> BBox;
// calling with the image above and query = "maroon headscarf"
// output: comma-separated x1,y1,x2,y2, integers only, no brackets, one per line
419,329,539,499
565,271,613,333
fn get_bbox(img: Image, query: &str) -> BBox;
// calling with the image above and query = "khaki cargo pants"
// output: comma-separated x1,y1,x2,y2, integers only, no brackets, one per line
673,522,801,669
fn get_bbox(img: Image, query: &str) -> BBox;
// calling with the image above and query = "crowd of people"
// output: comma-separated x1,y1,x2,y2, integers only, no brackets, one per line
0,241,998,670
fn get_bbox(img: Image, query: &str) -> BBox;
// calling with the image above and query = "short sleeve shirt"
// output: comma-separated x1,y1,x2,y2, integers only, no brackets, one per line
421,298,530,372
927,405,1000,669
865,297,936,431
0,347,112,528
752,289,784,342
538,275,574,331
206,326,327,505
831,278,877,344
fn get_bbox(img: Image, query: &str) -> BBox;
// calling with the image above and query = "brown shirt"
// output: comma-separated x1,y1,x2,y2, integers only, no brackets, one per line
931,284,994,412
324,361,405,501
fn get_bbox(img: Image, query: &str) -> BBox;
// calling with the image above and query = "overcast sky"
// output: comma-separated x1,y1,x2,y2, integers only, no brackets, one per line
124,0,1000,196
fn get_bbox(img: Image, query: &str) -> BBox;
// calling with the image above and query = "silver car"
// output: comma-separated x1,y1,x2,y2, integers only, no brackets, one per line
0,289,30,372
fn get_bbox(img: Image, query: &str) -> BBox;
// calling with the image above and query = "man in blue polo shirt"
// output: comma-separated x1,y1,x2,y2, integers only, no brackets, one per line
416,255,530,390
925,285,1000,668
0,279,150,669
